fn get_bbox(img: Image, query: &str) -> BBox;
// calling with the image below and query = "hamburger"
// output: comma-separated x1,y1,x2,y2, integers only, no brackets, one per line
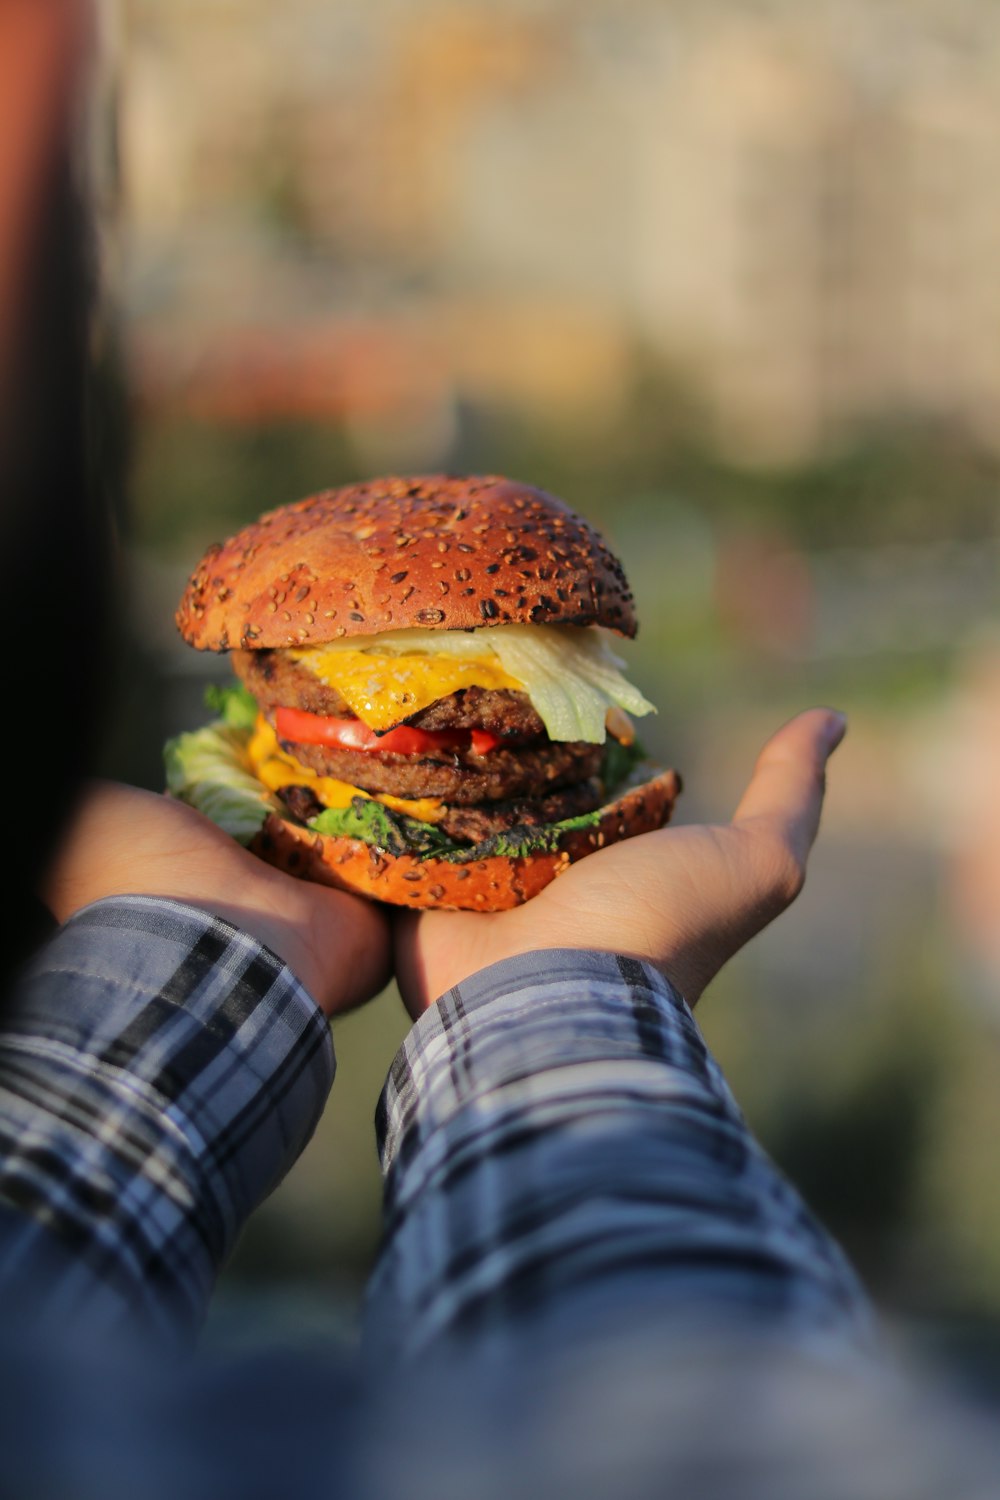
166,473,681,911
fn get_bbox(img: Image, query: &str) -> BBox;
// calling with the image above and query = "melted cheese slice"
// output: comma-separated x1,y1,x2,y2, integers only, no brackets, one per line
287,645,522,732
247,717,444,824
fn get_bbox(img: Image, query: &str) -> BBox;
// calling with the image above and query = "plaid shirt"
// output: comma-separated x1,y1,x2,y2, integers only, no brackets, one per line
0,896,334,1345
0,896,872,1352
366,948,873,1363
2,897,997,1497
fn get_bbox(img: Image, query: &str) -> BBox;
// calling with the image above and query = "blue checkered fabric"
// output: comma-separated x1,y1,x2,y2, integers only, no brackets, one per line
0,896,333,1343
367,949,873,1363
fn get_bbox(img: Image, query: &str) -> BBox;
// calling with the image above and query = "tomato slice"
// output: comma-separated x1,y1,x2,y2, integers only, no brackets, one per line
275,707,502,757
470,729,502,755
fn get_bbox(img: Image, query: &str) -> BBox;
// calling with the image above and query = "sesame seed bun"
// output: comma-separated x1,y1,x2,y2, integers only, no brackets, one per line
249,767,681,911
175,473,637,653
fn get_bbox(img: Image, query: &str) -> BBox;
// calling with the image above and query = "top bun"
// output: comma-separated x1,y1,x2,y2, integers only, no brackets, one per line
175,474,637,652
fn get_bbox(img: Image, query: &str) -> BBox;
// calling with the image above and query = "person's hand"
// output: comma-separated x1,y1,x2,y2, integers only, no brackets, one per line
393,708,846,1019
42,782,392,1018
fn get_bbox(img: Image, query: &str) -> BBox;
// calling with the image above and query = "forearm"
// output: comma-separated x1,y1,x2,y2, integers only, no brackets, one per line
365,950,873,1362
0,895,334,1345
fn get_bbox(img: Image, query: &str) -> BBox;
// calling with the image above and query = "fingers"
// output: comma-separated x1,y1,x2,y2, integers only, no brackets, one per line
392,908,506,1021
732,708,847,896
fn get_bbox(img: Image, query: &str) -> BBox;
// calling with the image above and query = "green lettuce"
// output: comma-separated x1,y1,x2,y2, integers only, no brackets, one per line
164,721,280,844
309,799,454,857
164,701,654,861
291,623,656,744
202,681,259,730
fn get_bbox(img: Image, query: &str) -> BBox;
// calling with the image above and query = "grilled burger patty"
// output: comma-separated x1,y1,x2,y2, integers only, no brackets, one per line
233,647,546,738
278,776,606,842
271,719,604,804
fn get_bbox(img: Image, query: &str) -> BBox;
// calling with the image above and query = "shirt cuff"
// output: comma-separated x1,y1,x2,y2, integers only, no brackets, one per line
376,949,724,1176
0,895,334,1343
368,949,873,1362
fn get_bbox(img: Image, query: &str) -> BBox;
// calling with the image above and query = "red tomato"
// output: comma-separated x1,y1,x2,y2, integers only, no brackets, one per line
275,707,501,757
470,729,502,755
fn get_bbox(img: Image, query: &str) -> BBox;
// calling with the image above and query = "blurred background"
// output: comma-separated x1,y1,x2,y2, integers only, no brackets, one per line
92,0,1000,1372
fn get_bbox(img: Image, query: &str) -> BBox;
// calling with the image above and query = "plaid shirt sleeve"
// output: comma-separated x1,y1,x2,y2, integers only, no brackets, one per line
365,949,874,1364
0,895,334,1345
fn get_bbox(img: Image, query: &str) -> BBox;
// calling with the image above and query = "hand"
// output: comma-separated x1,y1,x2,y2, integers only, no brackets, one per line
393,708,846,1019
42,782,392,1018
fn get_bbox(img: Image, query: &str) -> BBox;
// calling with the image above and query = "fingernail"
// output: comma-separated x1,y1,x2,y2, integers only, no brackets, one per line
824,710,848,753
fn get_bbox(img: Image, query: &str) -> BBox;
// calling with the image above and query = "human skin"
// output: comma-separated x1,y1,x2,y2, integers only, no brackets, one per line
43,709,842,1022
42,783,392,1018
393,708,847,1018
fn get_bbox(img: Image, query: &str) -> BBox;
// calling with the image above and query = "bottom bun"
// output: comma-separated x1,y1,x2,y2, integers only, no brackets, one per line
250,768,682,911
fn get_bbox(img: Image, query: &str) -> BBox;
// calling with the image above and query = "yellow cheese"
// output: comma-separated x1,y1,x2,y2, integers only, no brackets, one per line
247,717,444,824
288,645,521,732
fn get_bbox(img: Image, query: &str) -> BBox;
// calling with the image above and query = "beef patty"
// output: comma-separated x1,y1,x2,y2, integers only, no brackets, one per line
232,647,546,738
278,776,606,843
271,717,603,805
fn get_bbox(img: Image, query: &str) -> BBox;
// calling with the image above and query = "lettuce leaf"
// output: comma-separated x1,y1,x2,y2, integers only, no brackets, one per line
601,734,645,792
292,623,656,743
203,681,259,730
164,721,280,844
308,799,453,857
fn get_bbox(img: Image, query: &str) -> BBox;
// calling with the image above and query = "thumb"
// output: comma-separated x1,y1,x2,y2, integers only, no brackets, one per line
732,708,847,878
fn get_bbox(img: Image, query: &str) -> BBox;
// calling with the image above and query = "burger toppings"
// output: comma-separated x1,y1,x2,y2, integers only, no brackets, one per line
270,721,605,803
164,685,650,862
271,707,503,758
233,648,548,739
286,622,655,743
